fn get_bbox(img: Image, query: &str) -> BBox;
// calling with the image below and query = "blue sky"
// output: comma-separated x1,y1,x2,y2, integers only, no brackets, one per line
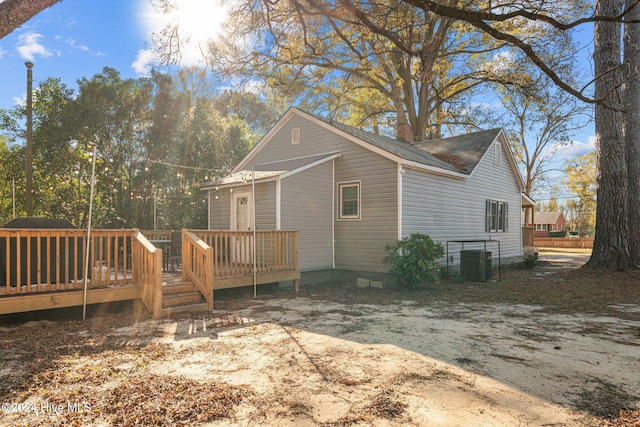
0,0,227,110
0,0,144,109
0,0,595,195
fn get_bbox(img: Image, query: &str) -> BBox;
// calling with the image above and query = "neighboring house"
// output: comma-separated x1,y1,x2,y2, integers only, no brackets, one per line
201,108,529,284
533,211,567,237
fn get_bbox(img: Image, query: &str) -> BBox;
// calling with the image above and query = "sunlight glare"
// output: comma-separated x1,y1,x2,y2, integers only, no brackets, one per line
137,0,228,66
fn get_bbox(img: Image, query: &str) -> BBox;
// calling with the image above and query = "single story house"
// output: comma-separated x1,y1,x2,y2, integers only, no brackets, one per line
201,108,530,284
533,211,567,237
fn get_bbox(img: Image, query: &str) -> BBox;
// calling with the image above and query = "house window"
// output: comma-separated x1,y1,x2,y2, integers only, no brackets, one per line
291,127,301,145
338,182,360,220
485,200,508,232
535,224,548,231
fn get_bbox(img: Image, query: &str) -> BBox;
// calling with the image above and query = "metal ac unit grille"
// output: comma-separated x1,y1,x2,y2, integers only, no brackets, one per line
460,250,492,282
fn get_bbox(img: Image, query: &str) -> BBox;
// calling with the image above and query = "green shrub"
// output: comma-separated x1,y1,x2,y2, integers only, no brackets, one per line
522,247,539,269
382,234,444,290
549,230,568,238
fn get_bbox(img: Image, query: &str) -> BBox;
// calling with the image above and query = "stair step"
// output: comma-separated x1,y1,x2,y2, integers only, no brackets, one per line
162,302,209,317
162,292,203,308
163,281,195,295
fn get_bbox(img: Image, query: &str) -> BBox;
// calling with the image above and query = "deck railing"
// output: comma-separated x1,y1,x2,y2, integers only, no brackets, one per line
140,230,173,241
0,228,136,296
0,228,166,318
189,230,298,277
1,228,297,317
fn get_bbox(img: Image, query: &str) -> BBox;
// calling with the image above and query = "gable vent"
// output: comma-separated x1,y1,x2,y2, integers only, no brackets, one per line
291,127,301,145
494,141,501,165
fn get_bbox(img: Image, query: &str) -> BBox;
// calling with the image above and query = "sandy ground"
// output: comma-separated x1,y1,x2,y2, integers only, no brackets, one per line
1,251,638,426
151,299,637,426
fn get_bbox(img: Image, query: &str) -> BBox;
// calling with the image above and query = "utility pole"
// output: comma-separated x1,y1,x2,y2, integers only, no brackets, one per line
25,61,34,217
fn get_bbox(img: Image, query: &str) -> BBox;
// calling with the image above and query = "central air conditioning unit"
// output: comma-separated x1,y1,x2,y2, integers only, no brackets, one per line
460,250,492,282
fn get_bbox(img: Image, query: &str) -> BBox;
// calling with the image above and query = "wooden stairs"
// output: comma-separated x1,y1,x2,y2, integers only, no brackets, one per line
161,279,208,318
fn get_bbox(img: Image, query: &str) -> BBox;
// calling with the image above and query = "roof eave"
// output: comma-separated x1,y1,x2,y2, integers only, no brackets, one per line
200,174,281,191
401,160,468,179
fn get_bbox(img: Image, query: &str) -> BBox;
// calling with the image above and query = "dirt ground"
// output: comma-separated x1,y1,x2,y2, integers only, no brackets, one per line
0,250,639,426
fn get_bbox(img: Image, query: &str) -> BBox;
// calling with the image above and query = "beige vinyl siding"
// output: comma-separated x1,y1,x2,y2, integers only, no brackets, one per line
208,182,276,230
281,161,333,271
254,181,277,230
334,148,398,273
209,189,231,229
244,115,344,167
402,140,522,259
243,113,398,273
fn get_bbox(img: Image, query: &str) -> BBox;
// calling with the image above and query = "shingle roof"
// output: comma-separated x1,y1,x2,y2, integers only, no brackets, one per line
323,118,464,173
535,211,564,224
308,111,501,175
414,128,502,174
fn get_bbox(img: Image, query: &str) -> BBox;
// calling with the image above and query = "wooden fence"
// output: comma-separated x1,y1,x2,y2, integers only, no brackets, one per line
522,227,534,247
534,237,594,249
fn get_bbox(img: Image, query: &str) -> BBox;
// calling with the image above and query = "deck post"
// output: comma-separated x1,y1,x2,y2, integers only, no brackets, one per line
294,279,299,293
205,245,214,311
153,248,163,318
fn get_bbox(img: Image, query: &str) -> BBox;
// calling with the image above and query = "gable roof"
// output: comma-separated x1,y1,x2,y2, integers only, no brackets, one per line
414,128,502,174
535,211,565,224
314,115,462,174
232,108,523,188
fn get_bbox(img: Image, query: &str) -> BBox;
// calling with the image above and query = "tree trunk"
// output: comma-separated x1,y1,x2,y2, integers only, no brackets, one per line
0,0,62,39
587,0,634,269
624,0,640,265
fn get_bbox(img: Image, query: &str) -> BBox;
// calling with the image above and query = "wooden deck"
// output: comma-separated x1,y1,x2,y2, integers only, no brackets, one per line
0,228,299,318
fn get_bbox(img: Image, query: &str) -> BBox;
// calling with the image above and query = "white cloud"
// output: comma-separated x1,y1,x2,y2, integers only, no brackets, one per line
132,48,158,75
68,38,89,52
0,46,6,59
553,136,596,160
12,95,25,106
482,50,516,73
17,32,52,61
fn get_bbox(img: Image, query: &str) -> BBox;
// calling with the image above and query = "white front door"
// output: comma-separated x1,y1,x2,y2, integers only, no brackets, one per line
231,191,253,263
232,191,253,231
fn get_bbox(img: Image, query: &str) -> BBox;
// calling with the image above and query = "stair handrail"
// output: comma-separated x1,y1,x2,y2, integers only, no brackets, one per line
182,230,213,311
132,229,163,318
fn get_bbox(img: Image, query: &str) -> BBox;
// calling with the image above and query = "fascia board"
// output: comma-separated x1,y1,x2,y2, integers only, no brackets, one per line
200,175,280,191
401,160,468,180
232,108,297,173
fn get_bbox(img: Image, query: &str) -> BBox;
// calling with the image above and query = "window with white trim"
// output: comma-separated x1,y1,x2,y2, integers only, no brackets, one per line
338,182,360,219
485,200,508,232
